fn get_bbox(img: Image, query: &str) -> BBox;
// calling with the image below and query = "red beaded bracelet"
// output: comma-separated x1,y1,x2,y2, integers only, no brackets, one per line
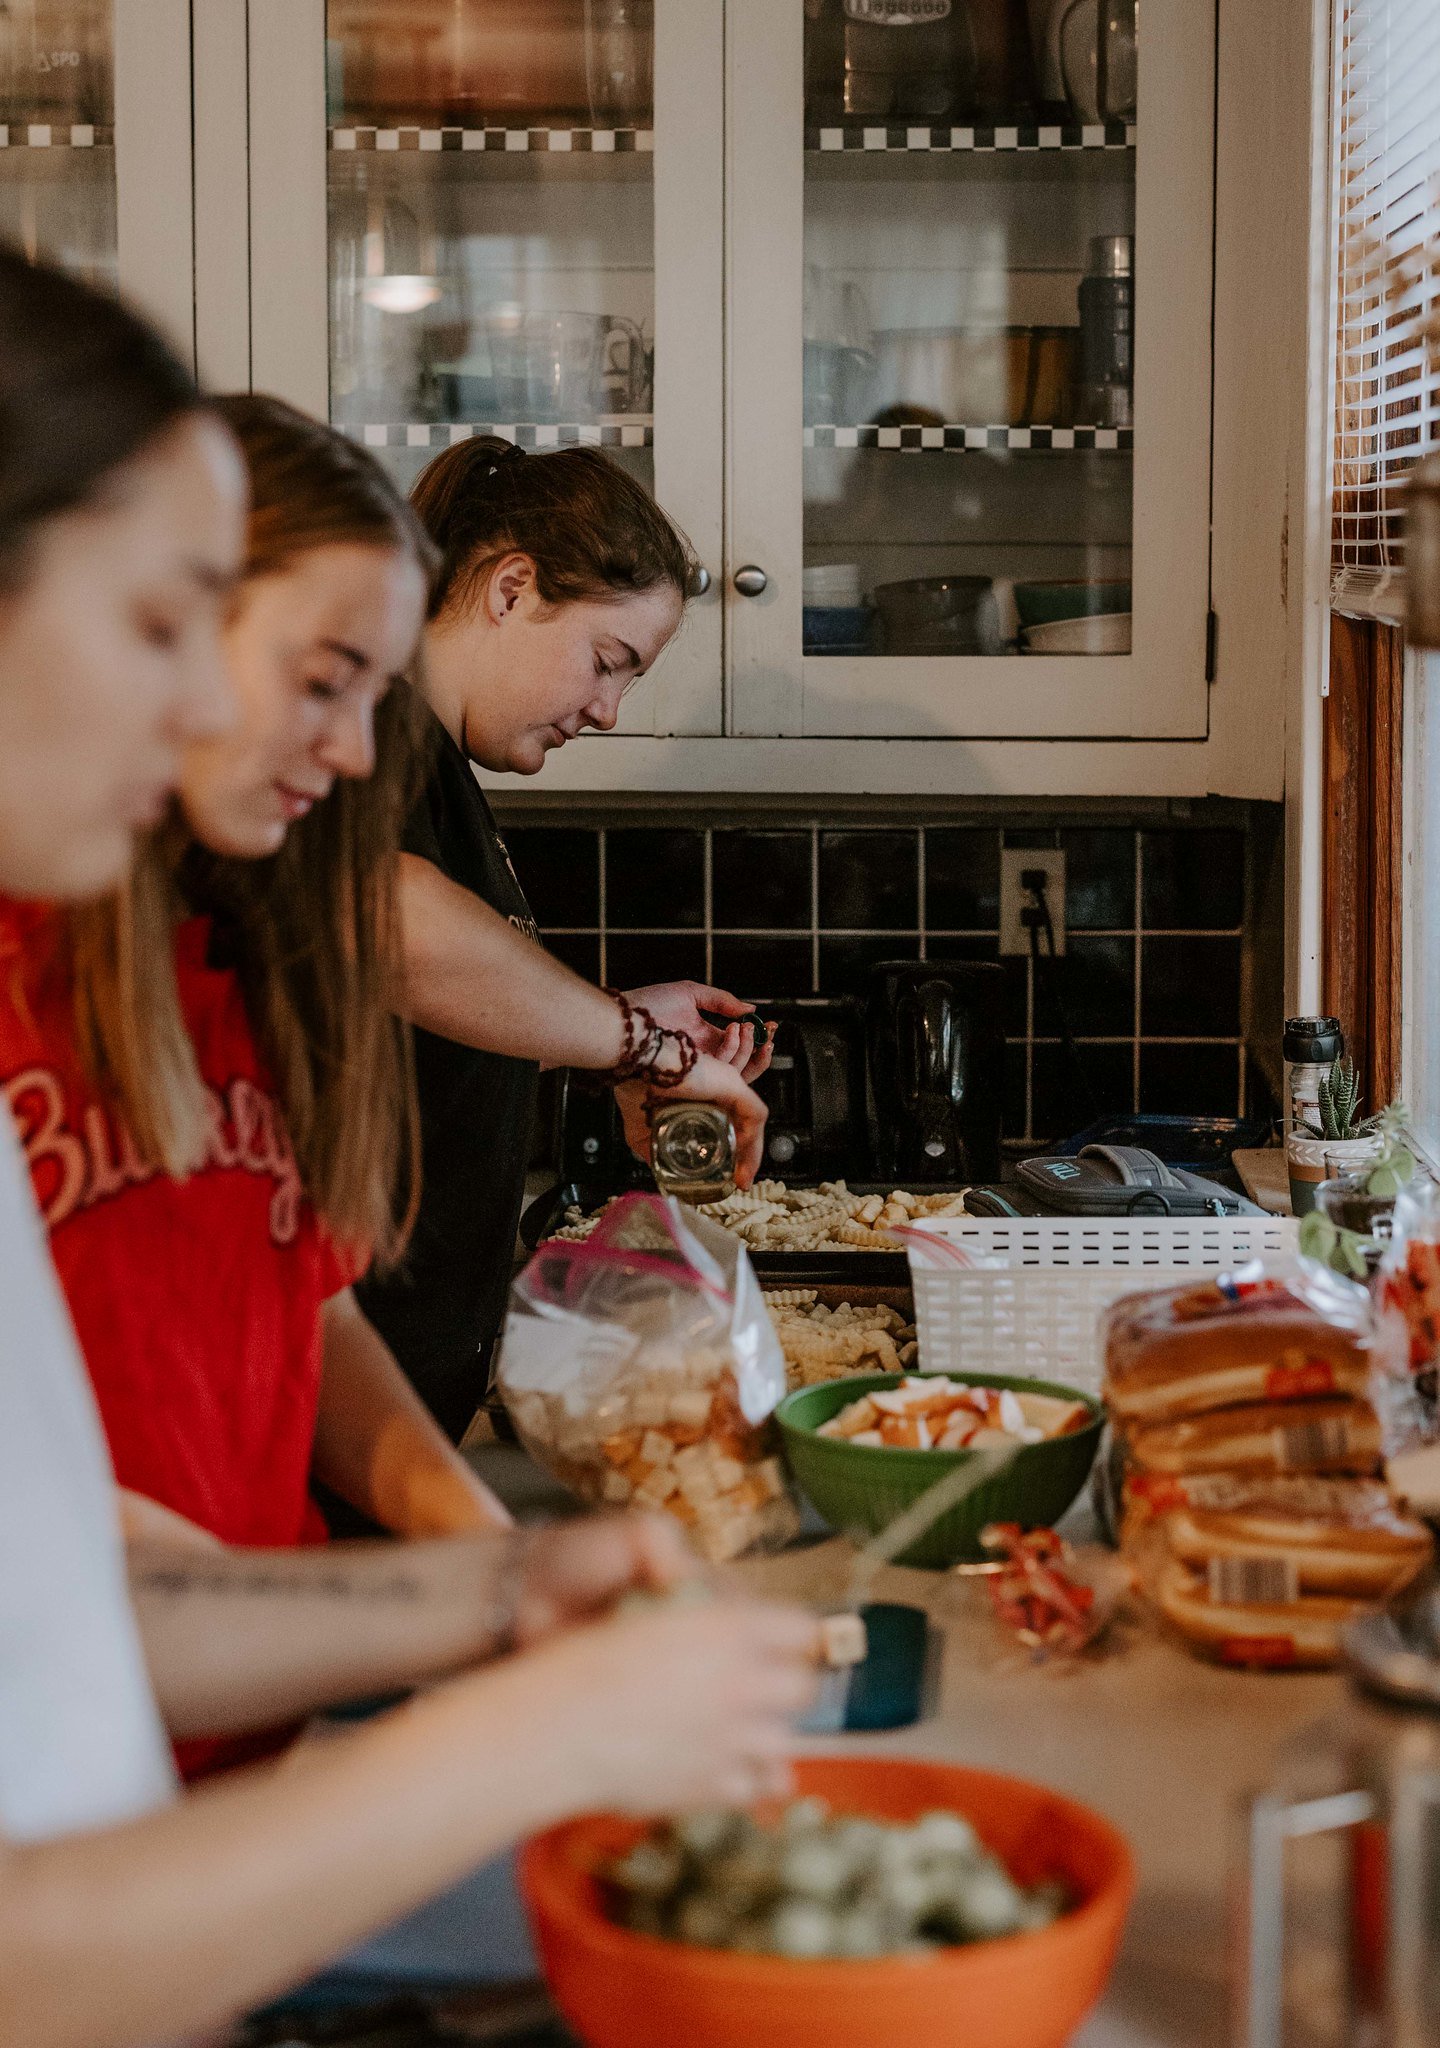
643,1026,701,1089
597,990,700,1087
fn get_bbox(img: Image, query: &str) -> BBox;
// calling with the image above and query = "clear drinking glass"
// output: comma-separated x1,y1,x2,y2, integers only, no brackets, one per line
801,0,1136,662
327,0,656,496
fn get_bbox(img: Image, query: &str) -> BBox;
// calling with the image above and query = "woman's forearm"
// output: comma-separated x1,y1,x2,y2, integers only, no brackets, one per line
398,853,625,1065
127,1532,521,1737
0,1654,597,2048
312,1290,510,1535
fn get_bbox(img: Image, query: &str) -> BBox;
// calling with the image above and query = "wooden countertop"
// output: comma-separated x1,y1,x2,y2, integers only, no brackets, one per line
467,1439,1342,2046
737,1534,1340,2048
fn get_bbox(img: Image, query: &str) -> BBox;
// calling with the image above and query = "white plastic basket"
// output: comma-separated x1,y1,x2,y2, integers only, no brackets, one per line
904,1216,1299,1396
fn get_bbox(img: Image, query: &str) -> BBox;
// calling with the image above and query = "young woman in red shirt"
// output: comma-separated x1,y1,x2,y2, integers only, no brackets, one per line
1,395,512,1591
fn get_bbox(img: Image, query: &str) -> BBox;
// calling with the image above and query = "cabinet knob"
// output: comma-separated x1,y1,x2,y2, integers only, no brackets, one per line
733,564,768,597
687,564,712,598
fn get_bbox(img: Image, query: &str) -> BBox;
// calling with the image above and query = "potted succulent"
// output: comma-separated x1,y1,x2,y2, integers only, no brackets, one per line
1286,1056,1384,1216
1299,1108,1416,1278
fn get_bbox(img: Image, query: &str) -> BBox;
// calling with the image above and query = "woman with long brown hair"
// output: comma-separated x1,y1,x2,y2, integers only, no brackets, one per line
1,394,512,1697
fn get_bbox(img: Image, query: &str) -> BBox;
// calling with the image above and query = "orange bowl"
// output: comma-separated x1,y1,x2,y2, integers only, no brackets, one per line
520,1756,1135,2048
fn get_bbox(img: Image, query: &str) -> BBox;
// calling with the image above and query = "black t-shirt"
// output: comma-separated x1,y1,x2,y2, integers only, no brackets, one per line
354,710,540,1442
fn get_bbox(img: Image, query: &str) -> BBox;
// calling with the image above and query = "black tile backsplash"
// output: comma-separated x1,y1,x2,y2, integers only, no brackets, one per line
505,816,1269,1146
709,933,814,1000
1032,1040,1135,1141
818,933,914,998
926,828,1001,929
602,932,708,989
1140,1042,1246,1119
818,829,919,930
1141,935,1243,1038
541,931,601,982
712,830,812,930
1141,828,1246,930
1033,934,1135,1039
1062,828,1136,931
604,828,705,929
503,826,599,929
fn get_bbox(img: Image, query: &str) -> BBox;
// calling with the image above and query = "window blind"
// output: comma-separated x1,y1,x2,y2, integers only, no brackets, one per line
1331,0,1440,623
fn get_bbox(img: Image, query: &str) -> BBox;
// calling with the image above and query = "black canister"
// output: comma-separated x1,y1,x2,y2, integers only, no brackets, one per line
1077,233,1133,428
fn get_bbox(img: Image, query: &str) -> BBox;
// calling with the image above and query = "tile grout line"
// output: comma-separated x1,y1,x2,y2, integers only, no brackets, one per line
702,828,713,985
535,923,1243,940
1023,832,1034,1141
917,827,927,962
810,826,820,995
1132,828,1143,1114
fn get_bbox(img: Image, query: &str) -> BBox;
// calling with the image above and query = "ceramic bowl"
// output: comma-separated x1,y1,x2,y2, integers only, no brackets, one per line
522,1755,1135,2048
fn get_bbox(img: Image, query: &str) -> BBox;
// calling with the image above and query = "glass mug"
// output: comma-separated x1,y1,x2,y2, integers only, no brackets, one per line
483,309,650,420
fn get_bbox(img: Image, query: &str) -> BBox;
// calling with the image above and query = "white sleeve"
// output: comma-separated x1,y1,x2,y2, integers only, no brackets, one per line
0,1105,175,1842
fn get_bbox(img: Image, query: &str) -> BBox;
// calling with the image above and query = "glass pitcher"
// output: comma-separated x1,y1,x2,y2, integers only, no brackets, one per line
1234,1586,1440,2047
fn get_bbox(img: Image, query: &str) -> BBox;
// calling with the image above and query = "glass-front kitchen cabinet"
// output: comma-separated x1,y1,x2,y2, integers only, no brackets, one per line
217,0,1237,779
0,2,196,367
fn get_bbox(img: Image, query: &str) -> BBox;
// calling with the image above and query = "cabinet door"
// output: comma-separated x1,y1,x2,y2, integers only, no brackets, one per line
0,1,193,356
247,0,723,738
728,0,1214,741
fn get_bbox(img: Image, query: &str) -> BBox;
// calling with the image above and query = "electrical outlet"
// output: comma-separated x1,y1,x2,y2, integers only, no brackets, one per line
999,849,1067,957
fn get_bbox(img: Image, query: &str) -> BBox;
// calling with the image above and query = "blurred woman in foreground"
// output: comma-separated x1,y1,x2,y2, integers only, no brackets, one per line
0,246,818,2048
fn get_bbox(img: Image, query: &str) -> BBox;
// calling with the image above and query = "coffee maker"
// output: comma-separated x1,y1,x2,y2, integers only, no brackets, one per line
866,961,1005,1183
752,997,871,1182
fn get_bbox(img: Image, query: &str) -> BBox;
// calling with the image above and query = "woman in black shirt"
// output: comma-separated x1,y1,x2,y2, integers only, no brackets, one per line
357,440,769,1440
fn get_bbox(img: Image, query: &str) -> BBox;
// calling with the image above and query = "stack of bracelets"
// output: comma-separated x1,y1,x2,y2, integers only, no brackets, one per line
600,989,701,1089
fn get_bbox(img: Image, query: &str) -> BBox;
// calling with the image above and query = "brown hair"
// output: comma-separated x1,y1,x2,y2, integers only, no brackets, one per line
410,436,693,621
0,242,204,590
68,395,437,1266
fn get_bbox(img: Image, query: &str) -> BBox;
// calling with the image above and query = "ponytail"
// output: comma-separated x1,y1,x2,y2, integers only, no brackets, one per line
410,435,693,621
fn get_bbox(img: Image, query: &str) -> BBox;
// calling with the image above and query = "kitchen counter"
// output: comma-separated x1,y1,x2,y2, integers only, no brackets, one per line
735,1534,1340,2048
457,1439,1344,2048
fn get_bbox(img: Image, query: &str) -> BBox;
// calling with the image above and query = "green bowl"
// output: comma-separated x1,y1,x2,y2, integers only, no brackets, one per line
1013,580,1132,627
776,1372,1104,1568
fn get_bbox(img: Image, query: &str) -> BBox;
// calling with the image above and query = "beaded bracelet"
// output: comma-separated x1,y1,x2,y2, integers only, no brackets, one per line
642,1026,701,1089
600,988,652,1082
596,990,700,1089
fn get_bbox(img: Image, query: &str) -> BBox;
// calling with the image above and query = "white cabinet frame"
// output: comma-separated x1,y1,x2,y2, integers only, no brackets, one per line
725,0,1216,743
113,0,195,362
240,0,723,738
206,0,1320,804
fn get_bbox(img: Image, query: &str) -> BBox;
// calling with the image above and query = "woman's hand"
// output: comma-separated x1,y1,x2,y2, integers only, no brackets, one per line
511,1596,823,1816
508,1513,700,1647
614,1050,769,1187
625,981,774,1083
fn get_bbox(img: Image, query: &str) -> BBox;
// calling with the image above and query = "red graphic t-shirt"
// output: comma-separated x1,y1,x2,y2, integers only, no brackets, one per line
0,901,352,1555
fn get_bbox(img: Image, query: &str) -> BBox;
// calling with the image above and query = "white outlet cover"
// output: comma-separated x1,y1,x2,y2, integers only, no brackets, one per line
999,848,1067,956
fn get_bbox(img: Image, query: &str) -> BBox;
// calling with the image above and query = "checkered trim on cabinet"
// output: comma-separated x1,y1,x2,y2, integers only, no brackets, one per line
0,123,109,147
329,126,652,154
345,419,654,451
805,424,1132,452
805,120,1134,152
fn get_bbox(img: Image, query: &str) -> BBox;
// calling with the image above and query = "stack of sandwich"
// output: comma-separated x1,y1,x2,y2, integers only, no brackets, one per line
1104,1275,1433,1667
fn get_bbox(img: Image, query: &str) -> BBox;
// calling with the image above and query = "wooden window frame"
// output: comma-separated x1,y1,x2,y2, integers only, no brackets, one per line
1323,612,1404,1110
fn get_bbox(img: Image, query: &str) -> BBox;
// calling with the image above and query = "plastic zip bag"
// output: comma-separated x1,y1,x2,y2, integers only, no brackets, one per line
497,1193,800,1562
